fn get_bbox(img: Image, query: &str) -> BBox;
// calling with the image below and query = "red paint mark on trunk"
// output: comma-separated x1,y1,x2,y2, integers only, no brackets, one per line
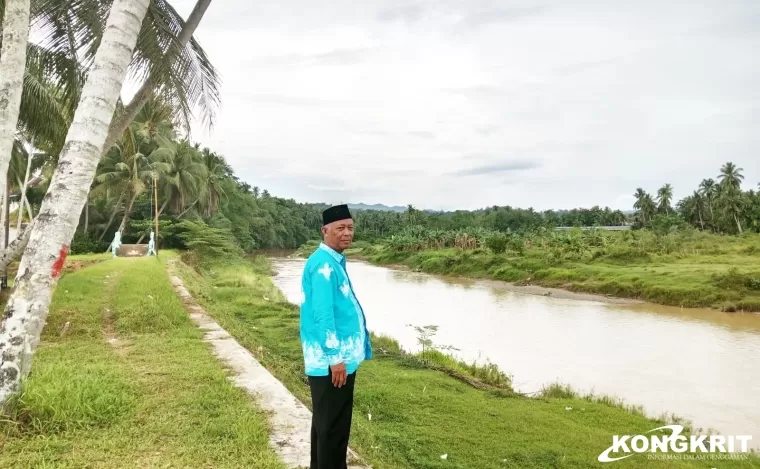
51,245,69,279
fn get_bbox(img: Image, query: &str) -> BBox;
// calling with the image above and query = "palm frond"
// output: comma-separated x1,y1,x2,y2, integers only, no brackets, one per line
17,72,70,152
32,0,109,71
130,0,221,132
10,139,31,184
25,40,84,112
149,148,174,161
31,0,221,133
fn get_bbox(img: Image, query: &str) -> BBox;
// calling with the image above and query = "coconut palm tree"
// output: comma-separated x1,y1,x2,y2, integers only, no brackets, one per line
0,0,219,191
679,191,705,229
159,139,206,215
744,188,760,233
33,0,219,143
94,98,174,237
95,134,172,234
717,162,744,234
633,188,656,226
103,0,214,153
642,194,656,224
8,136,39,227
0,0,218,270
196,147,230,216
656,183,673,215
699,178,716,227
718,162,744,191
0,0,152,406
0,0,32,217
132,140,209,243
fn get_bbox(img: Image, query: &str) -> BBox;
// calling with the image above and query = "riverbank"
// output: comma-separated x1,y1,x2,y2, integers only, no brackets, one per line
297,231,760,312
173,253,759,468
293,242,638,305
357,258,645,305
0,256,284,468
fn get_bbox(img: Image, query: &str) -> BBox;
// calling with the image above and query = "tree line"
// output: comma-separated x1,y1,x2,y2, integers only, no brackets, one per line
85,153,751,254
351,161,758,242
13,155,757,259
63,97,320,255
634,162,757,235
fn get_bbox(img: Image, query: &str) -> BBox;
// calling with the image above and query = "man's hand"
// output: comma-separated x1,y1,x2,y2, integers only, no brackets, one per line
330,362,347,388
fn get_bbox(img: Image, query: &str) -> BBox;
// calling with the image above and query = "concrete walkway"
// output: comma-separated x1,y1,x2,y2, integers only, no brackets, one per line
167,264,368,469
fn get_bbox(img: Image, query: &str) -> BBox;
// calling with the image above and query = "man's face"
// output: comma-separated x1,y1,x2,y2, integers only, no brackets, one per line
323,219,354,251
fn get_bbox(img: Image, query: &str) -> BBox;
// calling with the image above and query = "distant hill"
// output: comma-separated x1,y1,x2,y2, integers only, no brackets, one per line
347,203,407,213
317,202,635,215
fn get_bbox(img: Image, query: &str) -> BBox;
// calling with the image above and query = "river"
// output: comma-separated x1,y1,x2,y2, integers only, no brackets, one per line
270,257,760,444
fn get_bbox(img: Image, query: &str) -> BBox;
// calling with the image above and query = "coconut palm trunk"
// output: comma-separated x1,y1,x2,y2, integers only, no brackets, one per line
16,139,34,232
0,218,34,285
136,199,169,244
84,193,89,233
0,194,4,248
3,177,9,248
117,191,138,233
102,0,213,153
13,174,33,223
0,0,151,406
0,0,31,207
99,191,126,241
177,198,198,218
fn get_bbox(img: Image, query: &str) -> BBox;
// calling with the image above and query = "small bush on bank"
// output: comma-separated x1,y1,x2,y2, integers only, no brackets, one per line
485,233,508,253
70,232,109,254
712,267,760,291
174,220,243,262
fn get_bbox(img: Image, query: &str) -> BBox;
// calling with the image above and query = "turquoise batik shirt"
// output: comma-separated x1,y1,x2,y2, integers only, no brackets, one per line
299,242,372,376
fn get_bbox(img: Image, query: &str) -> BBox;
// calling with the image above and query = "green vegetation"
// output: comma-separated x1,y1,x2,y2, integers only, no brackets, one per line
4,0,222,252
288,163,759,312
172,254,759,468
321,162,758,244
0,256,283,469
345,228,760,311
63,98,323,255
4,3,756,468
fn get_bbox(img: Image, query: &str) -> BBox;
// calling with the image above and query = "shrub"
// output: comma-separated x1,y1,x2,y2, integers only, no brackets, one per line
485,233,508,253
508,235,525,254
490,265,525,282
70,233,109,254
712,267,760,291
174,220,243,262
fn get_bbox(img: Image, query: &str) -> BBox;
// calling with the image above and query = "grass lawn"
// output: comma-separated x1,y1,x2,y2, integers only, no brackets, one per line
0,255,284,469
173,254,760,469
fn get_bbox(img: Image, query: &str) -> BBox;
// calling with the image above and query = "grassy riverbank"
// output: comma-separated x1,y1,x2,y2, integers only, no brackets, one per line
0,256,283,469
299,230,760,311
174,253,759,468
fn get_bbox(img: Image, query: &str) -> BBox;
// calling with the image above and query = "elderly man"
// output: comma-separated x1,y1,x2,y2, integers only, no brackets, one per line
300,204,372,469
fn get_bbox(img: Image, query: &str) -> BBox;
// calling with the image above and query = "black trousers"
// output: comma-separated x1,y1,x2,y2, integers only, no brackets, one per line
308,370,356,469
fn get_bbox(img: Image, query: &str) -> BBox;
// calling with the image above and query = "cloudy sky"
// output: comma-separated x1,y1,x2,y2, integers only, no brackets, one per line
163,0,759,212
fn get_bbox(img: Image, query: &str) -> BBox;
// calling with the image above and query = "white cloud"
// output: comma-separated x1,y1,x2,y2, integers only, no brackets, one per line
164,0,760,211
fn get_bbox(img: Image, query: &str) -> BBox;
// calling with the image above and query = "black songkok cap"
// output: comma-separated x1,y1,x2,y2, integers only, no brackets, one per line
322,204,352,226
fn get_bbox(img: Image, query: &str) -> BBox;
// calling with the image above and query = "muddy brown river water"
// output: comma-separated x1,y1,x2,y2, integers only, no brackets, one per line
270,257,760,445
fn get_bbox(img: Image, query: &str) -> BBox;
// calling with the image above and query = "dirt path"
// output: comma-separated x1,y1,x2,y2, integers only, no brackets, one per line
167,260,368,469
